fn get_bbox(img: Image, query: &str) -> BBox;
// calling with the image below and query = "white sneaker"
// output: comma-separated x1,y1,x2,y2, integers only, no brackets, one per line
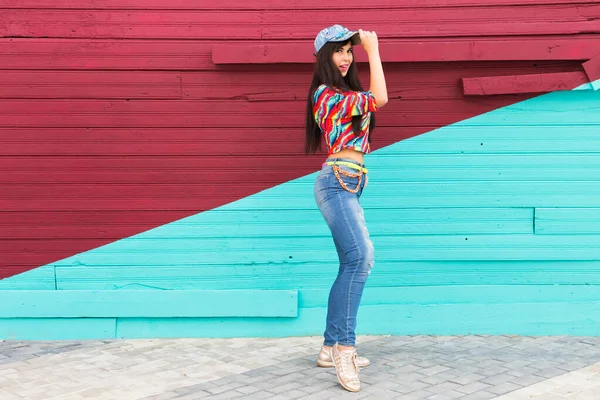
331,343,361,392
317,346,370,368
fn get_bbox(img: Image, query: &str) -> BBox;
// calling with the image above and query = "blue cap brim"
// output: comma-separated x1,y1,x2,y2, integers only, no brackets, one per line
332,31,361,46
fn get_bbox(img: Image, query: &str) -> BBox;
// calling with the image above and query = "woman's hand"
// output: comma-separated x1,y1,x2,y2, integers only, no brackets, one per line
358,29,379,55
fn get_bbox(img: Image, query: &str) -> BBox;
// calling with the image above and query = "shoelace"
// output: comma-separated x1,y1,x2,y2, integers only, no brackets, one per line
339,351,360,383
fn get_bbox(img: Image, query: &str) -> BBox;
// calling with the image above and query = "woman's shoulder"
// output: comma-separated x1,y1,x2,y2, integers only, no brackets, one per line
316,84,334,94
314,84,337,103
316,85,350,98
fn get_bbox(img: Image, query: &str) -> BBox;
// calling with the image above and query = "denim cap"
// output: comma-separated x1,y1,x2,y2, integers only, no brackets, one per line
314,24,361,55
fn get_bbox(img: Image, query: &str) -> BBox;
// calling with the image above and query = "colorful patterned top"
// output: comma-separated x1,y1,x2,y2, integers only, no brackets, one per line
313,84,378,154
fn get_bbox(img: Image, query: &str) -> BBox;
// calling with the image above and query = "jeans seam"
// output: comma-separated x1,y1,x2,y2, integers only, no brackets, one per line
339,190,360,348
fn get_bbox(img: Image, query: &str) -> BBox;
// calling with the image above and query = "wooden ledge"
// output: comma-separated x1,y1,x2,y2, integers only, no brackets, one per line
583,55,600,90
212,38,599,64
462,71,590,96
0,290,298,318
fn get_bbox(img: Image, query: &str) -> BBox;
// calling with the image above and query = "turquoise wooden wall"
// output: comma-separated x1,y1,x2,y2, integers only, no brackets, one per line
1,83,599,340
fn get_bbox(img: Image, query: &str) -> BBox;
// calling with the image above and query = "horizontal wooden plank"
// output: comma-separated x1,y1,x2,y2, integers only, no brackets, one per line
24,235,600,266
388,125,600,154
536,208,600,234
0,211,194,240
261,6,600,39
2,125,600,156
2,154,600,183
301,284,600,308
0,318,116,340
0,155,321,172
355,302,600,336
0,128,319,156
0,208,533,239
0,93,595,128
183,61,581,101
2,181,600,211
0,290,298,318
0,266,55,290
114,301,600,339
226,181,600,209
3,6,599,39
1,10,262,39
462,71,590,95
0,71,181,99
2,0,598,9
1,180,600,201
0,98,508,128
0,39,215,70
365,154,600,181
55,261,600,290
213,36,600,64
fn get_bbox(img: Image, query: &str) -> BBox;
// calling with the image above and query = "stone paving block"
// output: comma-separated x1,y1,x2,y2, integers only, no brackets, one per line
206,381,246,395
298,381,339,394
170,391,214,400
458,391,497,400
233,384,262,395
454,381,493,395
400,389,438,399
421,365,451,376
268,381,305,394
480,373,518,386
418,373,454,386
390,379,430,394
233,390,276,399
487,382,523,396
202,390,245,400
534,367,571,379
508,374,546,387
449,373,485,385
428,390,467,400
425,381,463,394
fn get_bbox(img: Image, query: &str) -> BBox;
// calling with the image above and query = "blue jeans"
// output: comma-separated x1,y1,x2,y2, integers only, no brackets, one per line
314,157,374,347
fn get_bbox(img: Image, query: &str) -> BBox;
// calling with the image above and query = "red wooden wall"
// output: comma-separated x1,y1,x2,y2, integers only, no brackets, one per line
0,0,597,279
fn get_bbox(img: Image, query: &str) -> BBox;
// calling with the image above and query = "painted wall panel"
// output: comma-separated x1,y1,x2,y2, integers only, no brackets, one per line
536,208,600,235
2,0,599,9
1,1,600,339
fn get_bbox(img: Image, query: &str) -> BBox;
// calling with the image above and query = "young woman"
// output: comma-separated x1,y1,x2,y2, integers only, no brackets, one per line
305,24,388,392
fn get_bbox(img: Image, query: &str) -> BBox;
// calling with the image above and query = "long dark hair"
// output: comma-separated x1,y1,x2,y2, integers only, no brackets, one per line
305,40,376,154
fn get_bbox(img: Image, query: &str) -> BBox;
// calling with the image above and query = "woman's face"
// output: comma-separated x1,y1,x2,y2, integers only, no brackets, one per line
332,42,353,77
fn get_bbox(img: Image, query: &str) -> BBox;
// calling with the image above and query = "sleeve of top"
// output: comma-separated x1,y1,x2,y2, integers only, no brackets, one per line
315,85,378,118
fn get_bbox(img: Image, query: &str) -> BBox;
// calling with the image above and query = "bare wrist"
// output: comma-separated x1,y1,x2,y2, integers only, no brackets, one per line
366,49,381,58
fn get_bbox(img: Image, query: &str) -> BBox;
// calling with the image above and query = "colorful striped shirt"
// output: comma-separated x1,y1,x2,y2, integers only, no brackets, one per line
313,84,378,154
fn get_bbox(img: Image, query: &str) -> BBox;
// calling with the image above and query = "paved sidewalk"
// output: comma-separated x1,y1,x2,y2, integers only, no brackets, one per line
1,335,600,399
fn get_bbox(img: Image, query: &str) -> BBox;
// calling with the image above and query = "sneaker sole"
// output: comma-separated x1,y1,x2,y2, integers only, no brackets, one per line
317,359,370,368
316,359,334,368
